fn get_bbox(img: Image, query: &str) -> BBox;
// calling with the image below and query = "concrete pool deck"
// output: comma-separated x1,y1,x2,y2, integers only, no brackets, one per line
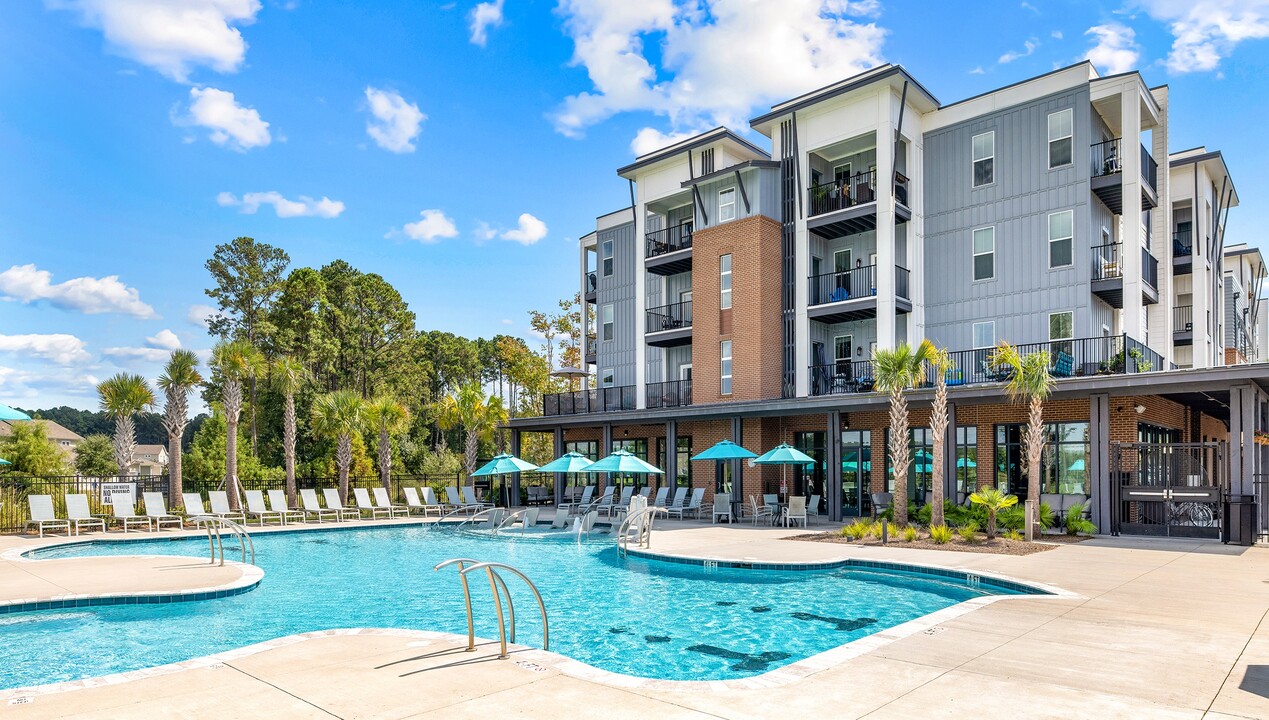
1,518,1268,718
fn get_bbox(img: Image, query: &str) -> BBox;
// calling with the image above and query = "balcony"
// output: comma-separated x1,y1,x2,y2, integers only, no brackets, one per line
585,271,597,301
1173,230,1193,274
645,300,693,347
1090,138,1158,215
806,264,911,323
645,223,693,276
809,333,1164,396
1090,243,1159,308
1174,305,1193,346
584,332,596,365
542,385,636,416
806,169,911,240
646,379,691,409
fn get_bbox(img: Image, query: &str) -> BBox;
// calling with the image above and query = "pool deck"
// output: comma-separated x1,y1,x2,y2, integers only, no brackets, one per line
2,518,1269,719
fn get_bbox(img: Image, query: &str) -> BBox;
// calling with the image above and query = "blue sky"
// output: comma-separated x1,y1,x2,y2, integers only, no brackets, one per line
1,0,1267,410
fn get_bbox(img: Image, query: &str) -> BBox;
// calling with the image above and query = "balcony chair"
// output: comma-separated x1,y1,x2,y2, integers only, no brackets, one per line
1052,351,1076,378
828,287,849,303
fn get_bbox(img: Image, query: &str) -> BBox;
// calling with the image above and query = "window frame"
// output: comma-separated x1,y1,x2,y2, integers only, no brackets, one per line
1048,310,1074,342
1048,209,1074,269
601,303,614,342
972,321,995,350
971,130,995,188
972,225,995,281
1047,108,1073,169
719,254,733,310
600,368,615,388
718,187,737,223
601,239,614,277
720,340,733,396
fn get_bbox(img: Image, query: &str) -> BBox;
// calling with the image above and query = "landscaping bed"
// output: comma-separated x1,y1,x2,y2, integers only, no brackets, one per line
789,529,1092,556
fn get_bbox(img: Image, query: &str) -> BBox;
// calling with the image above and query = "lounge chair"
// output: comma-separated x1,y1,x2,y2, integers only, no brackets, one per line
208,491,248,525
870,492,893,520
747,495,774,525
112,496,153,532
550,510,573,529
604,486,635,517
651,487,670,507
267,490,306,524
244,490,286,526
420,487,447,516
668,488,705,519
181,492,211,526
783,496,808,528
142,492,183,531
322,488,362,521
664,487,688,514
353,487,392,519
559,485,594,515
300,489,341,523
514,507,540,529
806,494,821,524
711,493,733,523
403,487,438,517
26,495,70,537
591,486,617,515
445,486,466,512
462,487,492,511
65,494,105,535
372,487,410,518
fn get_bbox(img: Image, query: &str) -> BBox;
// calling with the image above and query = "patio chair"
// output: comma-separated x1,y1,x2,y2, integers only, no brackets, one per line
244,490,286,526
806,494,821,524
404,487,439,517
870,492,893,520
664,487,688,514
651,486,670,507
353,487,393,519
747,495,774,526
591,486,617,515
181,492,211,526
462,486,493,512
208,491,248,525
762,494,780,517
26,495,70,538
559,485,594,515
1052,351,1075,378
550,510,573,529
267,490,306,524
420,487,447,516
65,494,105,535
372,487,410,518
828,287,849,303
445,486,466,511
638,487,652,499
300,489,341,523
668,488,705,519
142,492,183,531
711,493,733,524
111,496,153,533
322,488,362,521
605,486,635,517
783,496,808,528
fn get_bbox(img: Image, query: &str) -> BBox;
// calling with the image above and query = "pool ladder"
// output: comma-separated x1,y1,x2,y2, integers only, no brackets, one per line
434,558,549,659
616,506,667,558
190,515,255,566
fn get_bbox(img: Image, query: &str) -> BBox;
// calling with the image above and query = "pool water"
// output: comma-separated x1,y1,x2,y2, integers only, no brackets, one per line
1,526,1020,689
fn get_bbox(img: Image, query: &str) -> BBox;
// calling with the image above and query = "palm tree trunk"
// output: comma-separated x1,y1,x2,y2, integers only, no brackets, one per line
465,429,478,477
226,416,240,510
168,431,183,508
930,377,948,528
1026,394,1045,536
987,509,997,538
337,432,352,502
378,426,392,491
112,413,136,476
283,392,297,506
889,386,910,526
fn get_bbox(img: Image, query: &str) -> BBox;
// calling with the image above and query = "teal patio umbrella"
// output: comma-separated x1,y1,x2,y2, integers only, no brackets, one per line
0,403,30,421
0,458,10,466
957,457,977,468
691,440,757,501
535,451,594,474
471,453,540,506
587,450,664,475
753,443,816,500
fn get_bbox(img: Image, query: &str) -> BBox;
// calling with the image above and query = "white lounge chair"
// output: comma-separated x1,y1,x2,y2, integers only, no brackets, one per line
142,492,183,531
418,487,445,516
806,494,821,524
664,487,688,514
352,488,391,519
26,495,70,537
651,487,669,507
244,490,286,526
747,495,774,525
550,510,572,529
783,496,808,528
668,488,705,520
322,488,361,521
711,493,733,523
560,485,594,515
112,496,153,532
300,489,340,523
208,491,247,525
601,486,634,517
372,487,410,518
514,507,540,529
591,486,617,514
444,486,465,511
462,487,492,511
181,492,210,526
65,494,105,535
268,490,306,524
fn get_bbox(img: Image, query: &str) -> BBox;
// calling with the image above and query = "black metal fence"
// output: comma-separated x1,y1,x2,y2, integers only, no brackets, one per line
542,385,637,416
1090,138,1157,191
646,300,692,333
645,222,693,258
1174,305,1193,333
809,361,875,395
646,379,692,408
1142,246,1159,290
807,169,877,217
809,265,875,305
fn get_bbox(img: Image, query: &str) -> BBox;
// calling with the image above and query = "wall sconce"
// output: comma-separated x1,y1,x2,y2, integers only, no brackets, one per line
1134,404,1146,414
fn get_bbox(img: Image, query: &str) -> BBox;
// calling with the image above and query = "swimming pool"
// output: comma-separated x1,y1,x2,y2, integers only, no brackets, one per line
1,525,1035,690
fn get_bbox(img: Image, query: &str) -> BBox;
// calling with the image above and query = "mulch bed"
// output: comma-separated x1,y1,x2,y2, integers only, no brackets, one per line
788,530,1093,556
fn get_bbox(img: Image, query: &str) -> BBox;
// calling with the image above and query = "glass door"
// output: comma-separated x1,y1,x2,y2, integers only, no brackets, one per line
793,432,826,511
841,430,870,516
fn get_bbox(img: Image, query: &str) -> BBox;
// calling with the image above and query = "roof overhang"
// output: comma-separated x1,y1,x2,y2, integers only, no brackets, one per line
749,64,939,138
616,128,770,180
1170,150,1238,208
680,160,780,188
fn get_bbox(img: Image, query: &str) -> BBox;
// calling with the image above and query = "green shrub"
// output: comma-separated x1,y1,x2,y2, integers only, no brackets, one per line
1003,528,1024,541
929,524,953,544
958,521,980,543
902,526,918,542
870,521,887,540
1064,504,1098,536
841,521,872,540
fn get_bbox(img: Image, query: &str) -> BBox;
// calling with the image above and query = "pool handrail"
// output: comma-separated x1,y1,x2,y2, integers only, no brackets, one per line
434,557,517,653
189,514,255,566
458,561,549,658
616,506,668,558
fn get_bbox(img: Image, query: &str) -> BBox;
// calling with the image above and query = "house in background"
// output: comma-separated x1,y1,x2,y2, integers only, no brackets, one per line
132,445,168,477
0,419,84,466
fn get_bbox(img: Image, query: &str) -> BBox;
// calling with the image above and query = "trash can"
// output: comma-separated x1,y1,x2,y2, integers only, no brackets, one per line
1222,494,1256,546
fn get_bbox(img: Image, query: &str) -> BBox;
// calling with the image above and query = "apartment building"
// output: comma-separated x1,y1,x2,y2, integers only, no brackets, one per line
515,61,1269,541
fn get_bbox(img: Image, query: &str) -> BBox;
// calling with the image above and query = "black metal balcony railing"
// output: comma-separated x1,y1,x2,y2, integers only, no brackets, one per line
809,264,875,305
807,169,877,217
1142,246,1158,290
1142,143,1158,191
543,385,637,416
896,265,910,300
809,361,875,395
646,222,693,258
1173,230,1192,258
646,300,692,333
1090,138,1157,190
586,271,597,294
1092,242,1122,280
1174,305,1193,333
584,332,596,359
646,379,692,409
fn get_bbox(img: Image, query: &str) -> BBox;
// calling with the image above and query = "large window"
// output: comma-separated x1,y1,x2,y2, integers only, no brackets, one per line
995,422,1089,498
1049,310,1074,355
600,368,614,387
720,340,733,395
885,428,935,500
656,436,693,488
1048,209,1073,268
973,321,995,350
972,130,995,187
973,226,995,280
955,427,978,500
601,303,614,341
601,240,613,277
564,440,599,488
834,334,853,373
1047,109,1073,168
718,187,737,223
719,254,733,309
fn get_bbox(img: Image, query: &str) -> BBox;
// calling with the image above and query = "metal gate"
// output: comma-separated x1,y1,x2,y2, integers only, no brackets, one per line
1112,442,1227,538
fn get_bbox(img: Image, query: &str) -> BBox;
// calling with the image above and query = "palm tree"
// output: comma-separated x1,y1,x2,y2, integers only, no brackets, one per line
97,373,156,477
873,340,938,526
157,350,202,508
311,390,366,502
271,356,308,506
969,487,1018,538
990,342,1054,537
366,396,409,492
210,339,264,509
926,347,952,529
437,382,508,476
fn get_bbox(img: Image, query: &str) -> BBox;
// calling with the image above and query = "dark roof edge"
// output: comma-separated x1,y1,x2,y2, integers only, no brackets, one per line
616,128,769,177
680,160,781,188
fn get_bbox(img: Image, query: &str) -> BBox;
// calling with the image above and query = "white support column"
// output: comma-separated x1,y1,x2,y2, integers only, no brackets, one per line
1148,86,1171,365
906,128,925,346
793,122,811,397
1120,84,1145,344
634,197,647,409
875,91,897,349
579,241,590,377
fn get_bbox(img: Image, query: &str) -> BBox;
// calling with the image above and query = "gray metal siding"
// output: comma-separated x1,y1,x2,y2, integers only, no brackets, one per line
693,167,780,229
595,220,637,386
809,319,877,363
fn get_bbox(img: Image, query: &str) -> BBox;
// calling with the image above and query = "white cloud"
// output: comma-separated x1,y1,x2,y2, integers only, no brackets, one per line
0,264,156,318
551,0,886,140
48,0,261,82
397,209,459,243
1135,0,1269,73
363,87,426,153
179,86,271,150
146,329,182,351
630,127,699,156
469,0,505,46
500,213,548,245
218,190,344,218
0,365,100,401
968,66,986,75
500,318,514,325
999,39,1038,63
102,346,170,363
473,221,498,242
1051,29,1064,39
1020,1,1038,12
187,303,216,329
1084,22,1140,75
0,334,91,365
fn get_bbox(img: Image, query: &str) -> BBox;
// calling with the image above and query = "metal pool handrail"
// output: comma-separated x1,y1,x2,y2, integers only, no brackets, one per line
190,515,255,566
452,507,507,533
434,558,532,656
497,508,535,534
459,561,549,659
616,506,667,558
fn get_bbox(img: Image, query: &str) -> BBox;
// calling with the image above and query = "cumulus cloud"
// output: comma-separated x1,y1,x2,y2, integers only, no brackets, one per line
469,0,505,46
968,66,986,75
0,365,100,401
1084,22,1140,75
0,334,91,365
395,209,459,243
146,329,182,351
500,213,548,245
630,127,699,156
102,346,170,363
187,303,216,329
1135,0,1269,73
0,264,156,318
473,221,498,242
551,0,886,141
47,0,261,82
217,191,344,218
179,86,271,150
363,87,426,153
999,38,1038,63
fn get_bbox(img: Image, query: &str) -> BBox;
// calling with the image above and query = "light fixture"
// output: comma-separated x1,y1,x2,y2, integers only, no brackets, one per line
1134,404,1146,414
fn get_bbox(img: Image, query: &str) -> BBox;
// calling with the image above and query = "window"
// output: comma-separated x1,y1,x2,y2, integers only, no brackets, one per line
996,422,1089,499
1048,210,1073,268
601,240,613,277
972,131,994,187
1047,109,1072,168
719,254,733,309
955,427,978,501
718,187,737,223
1049,310,1074,355
885,428,935,497
972,321,995,349
720,340,733,395
834,335,853,373
600,368,614,387
972,226,995,280
656,436,693,487
601,303,614,341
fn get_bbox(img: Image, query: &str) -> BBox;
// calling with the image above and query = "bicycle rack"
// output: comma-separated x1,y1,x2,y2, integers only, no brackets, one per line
616,506,667,558
190,515,255,566
435,558,548,659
